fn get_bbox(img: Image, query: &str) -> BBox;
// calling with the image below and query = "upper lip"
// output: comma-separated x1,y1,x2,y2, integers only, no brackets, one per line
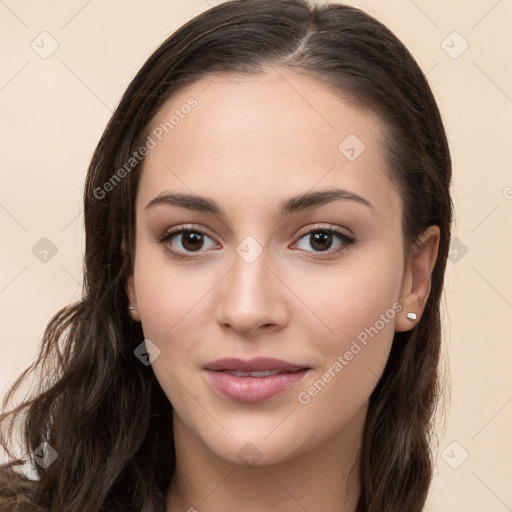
203,357,310,372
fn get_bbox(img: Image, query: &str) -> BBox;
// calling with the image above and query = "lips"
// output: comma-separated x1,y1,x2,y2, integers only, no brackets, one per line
203,357,309,373
202,357,311,403
223,369,286,377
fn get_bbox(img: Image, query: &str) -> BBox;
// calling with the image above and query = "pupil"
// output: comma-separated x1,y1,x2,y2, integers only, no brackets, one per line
311,231,332,251
183,232,203,251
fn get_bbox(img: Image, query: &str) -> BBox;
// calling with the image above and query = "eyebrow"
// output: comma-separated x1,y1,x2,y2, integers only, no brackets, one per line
145,187,374,218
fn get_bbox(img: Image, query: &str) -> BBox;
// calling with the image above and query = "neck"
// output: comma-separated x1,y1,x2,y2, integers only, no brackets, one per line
166,404,366,512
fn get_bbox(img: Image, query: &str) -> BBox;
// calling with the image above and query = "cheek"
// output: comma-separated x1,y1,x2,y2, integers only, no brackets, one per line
294,245,403,346
133,260,208,410
292,247,402,407
328,271,400,351
132,250,217,386
133,243,210,338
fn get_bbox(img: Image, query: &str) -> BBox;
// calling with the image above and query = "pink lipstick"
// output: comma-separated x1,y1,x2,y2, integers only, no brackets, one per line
202,357,310,403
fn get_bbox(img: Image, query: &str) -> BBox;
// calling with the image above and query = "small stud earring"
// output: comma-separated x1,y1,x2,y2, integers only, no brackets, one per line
406,312,417,321
128,305,137,310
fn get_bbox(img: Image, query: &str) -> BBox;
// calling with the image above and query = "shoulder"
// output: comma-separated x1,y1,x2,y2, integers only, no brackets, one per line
0,494,32,512
0,464,42,512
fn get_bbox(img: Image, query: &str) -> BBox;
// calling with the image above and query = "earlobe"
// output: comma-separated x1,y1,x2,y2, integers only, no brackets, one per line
125,280,141,323
395,225,440,332
122,236,141,322
125,273,141,322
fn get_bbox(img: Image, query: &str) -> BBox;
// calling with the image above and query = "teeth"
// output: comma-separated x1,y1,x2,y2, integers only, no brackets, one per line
224,370,284,377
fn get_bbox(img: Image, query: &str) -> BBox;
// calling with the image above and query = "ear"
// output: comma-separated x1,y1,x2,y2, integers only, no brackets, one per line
395,225,440,332
122,235,140,322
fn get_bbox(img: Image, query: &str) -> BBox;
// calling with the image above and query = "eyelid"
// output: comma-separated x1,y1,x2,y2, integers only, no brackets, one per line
158,224,219,246
294,222,355,240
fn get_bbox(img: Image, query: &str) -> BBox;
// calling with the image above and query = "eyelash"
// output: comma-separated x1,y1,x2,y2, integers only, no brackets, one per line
157,224,356,260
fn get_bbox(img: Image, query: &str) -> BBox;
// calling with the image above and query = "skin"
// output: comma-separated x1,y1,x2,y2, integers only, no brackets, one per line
125,66,439,512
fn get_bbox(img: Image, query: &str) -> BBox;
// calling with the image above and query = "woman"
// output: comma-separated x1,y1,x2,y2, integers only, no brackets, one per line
0,0,452,510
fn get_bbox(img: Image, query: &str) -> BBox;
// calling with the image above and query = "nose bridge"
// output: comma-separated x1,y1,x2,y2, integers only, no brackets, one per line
214,236,287,333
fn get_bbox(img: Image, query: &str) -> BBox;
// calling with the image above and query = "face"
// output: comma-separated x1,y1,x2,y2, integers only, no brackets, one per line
126,67,427,466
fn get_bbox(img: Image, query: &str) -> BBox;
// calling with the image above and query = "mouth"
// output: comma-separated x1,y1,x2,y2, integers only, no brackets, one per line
202,357,311,403
203,357,310,373
220,369,295,377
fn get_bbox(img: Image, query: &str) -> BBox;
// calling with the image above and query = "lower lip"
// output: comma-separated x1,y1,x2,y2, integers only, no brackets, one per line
203,369,310,403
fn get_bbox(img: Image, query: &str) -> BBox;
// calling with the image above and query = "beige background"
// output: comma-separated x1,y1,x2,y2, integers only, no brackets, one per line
1,0,511,510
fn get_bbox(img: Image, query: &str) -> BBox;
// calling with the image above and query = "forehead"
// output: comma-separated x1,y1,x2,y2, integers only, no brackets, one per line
137,67,400,221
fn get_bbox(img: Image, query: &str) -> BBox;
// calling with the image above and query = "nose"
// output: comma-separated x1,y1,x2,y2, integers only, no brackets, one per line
214,245,289,338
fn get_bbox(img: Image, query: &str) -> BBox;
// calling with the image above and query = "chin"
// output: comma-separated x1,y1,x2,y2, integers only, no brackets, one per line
196,425,310,468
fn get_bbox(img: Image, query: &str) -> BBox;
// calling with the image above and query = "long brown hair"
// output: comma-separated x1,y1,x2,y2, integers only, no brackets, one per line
1,1,452,510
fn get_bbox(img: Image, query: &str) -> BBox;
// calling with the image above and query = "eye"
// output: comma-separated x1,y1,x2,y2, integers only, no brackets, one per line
158,224,355,259
293,226,355,254
158,227,218,257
